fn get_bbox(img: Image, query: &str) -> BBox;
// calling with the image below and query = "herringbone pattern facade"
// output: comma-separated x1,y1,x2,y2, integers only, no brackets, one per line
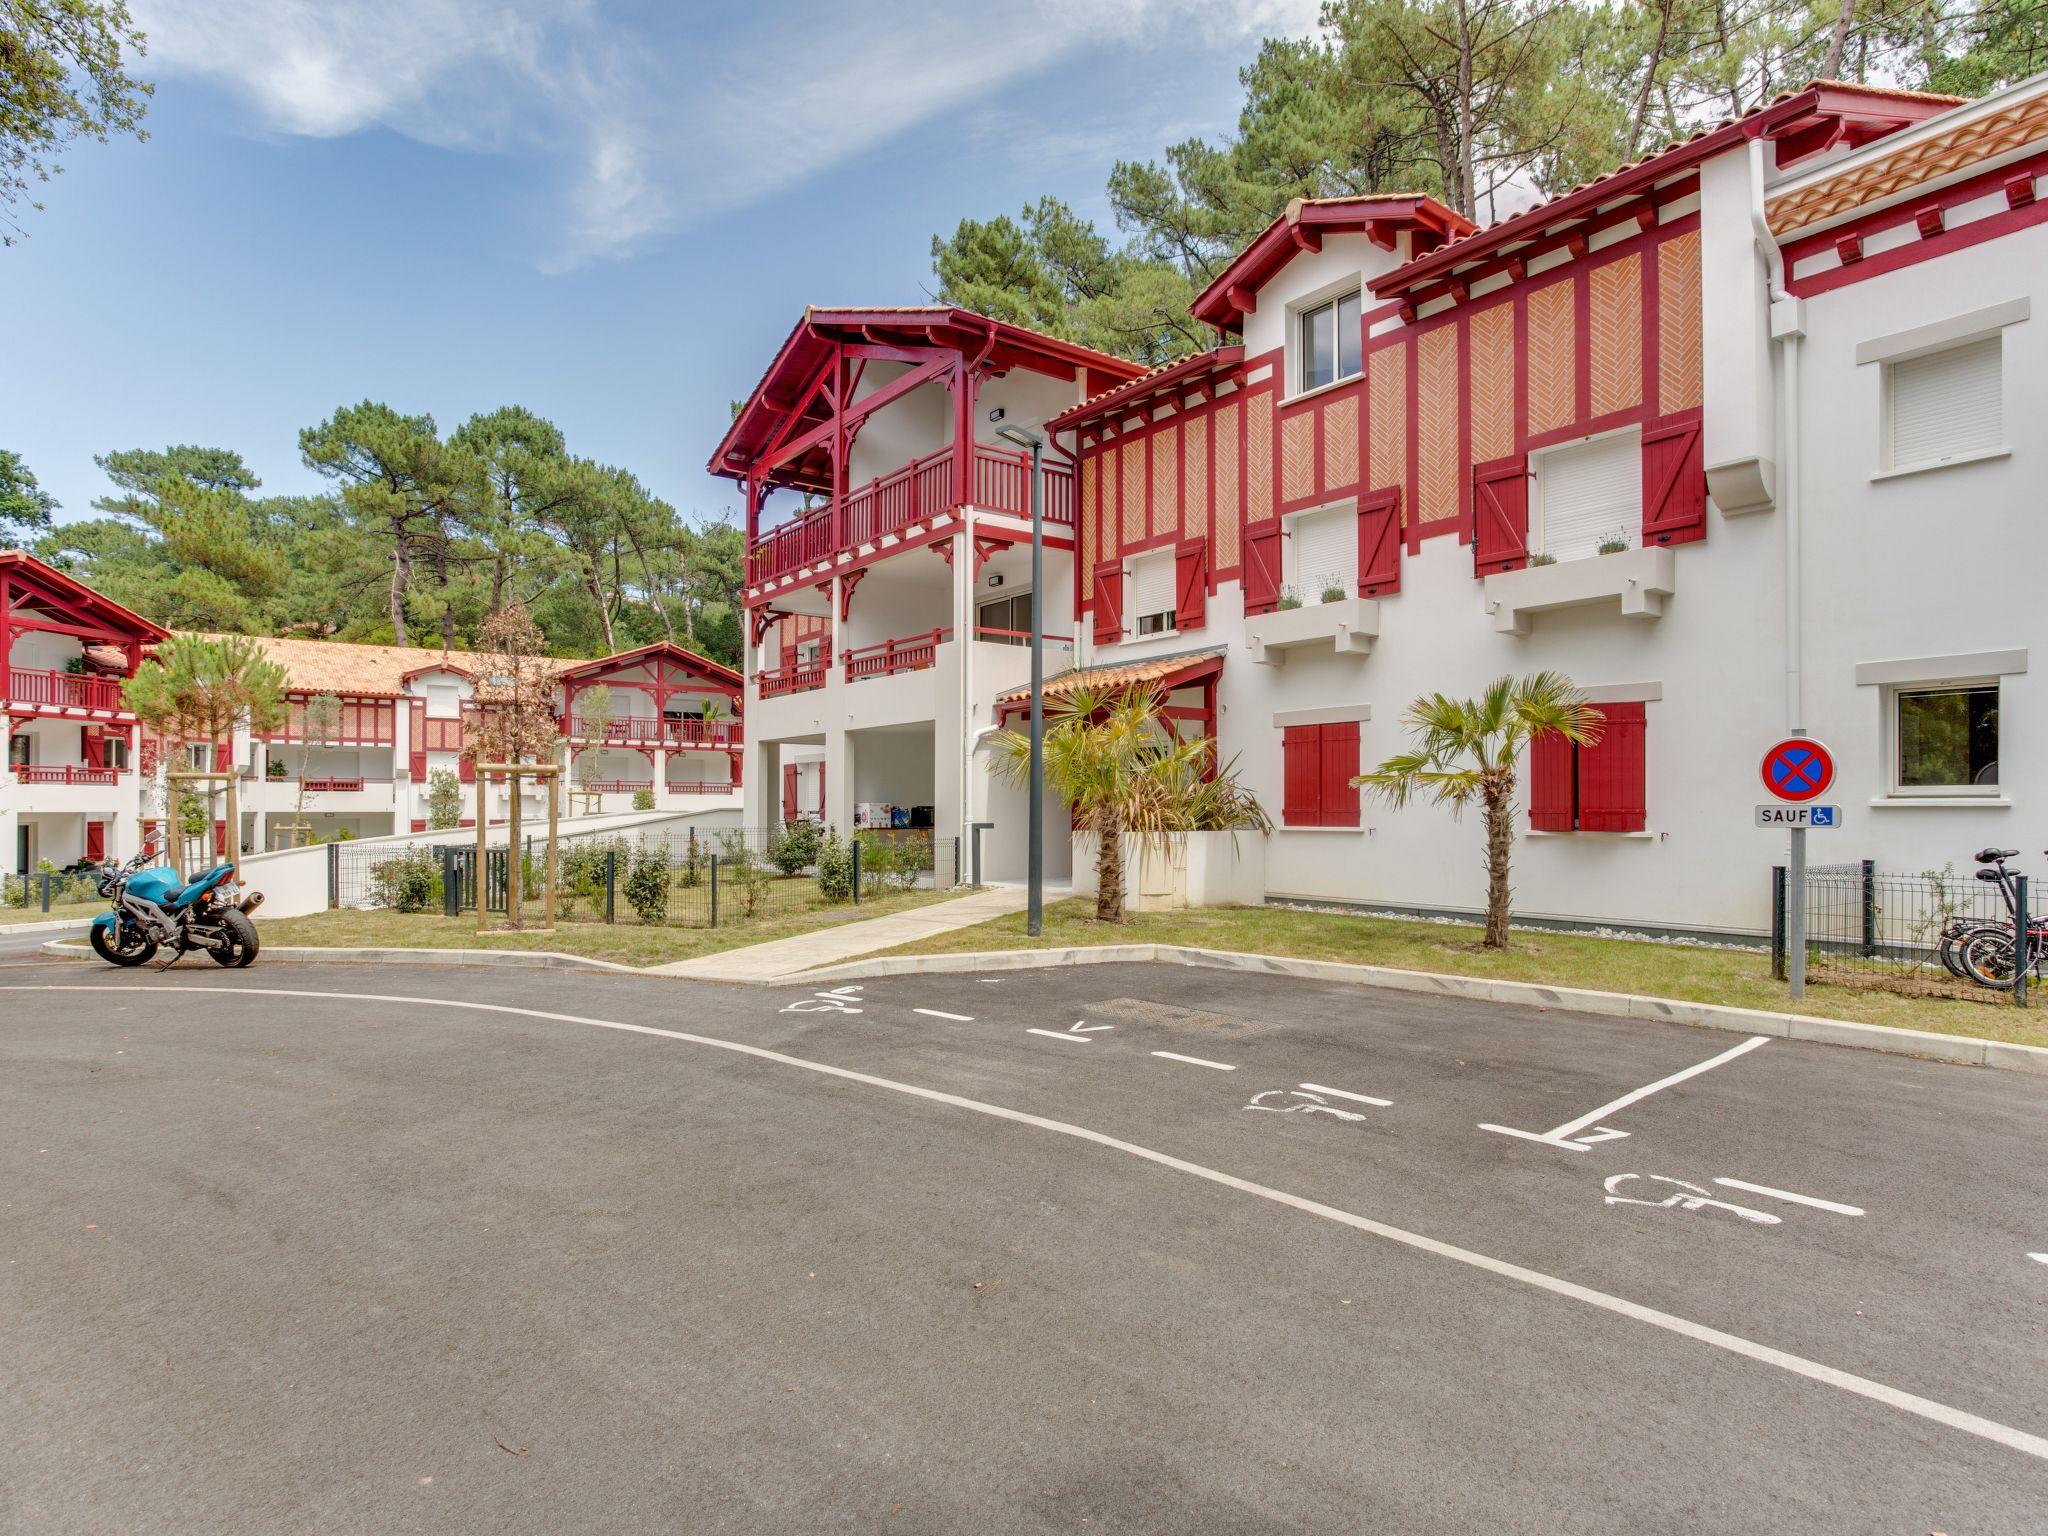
1368,343,1407,511
1417,325,1460,524
1120,440,1142,546
1469,301,1515,462
1247,392,1273,524
1215,401,1241,569
1184,414,1209,545
1281,412,1316,502
1152,427,1178,536
1658,231,1704,415
1527,278,1576,435
1323,394,1359,491
1082,456,1100,595
1588,253,1642,418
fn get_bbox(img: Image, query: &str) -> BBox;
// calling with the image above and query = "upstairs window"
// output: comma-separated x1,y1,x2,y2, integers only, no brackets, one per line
1894,683,1998,793
1532,428,1639,563
978,590,1034,644
1128,549,1176,637
1886,336,2002,474
104,736,129,771
1297,290,1362,394
7,732,28,768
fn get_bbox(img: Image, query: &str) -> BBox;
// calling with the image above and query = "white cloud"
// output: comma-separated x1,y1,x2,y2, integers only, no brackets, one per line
133,0,1320,269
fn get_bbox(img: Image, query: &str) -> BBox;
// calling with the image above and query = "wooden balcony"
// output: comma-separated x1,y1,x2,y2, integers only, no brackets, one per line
757,661,828,698
3,667,129,715
567,715,744,748
12,764,120,786
748,444,1075,587
844,629,948,682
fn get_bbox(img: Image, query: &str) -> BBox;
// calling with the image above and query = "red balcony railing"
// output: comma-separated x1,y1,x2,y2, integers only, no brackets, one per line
577,779,655,795
569,715,743,747
844,628,949,682
12,764,119,786
664,780,737,794
757,661,827,698
301,776,371,793
748,446,1078,587
3,667,129,713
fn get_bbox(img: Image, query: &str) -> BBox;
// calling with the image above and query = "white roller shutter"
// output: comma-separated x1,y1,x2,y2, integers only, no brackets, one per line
1129,549,1175,630
1889,336,2001,471
1288,505,1356,599
1536,430,1640,563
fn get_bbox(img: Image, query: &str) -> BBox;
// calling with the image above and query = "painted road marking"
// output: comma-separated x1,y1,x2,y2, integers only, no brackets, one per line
782,992,864,1014
1712,1178,1865,1217
1299,1082,1392,1108
913,1009,975,1022
1245,1089,1365,1122
1027,1028,1091,1044
8,983,2045,1469
1480,1035,1770,1151
1604,1174,1780,1226
1067,1020,1112,1034
2028,1253,2048,1265
1152,1050,1236,1072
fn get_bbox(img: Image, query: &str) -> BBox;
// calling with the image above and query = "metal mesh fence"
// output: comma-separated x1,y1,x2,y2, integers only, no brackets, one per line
1779,858,2027,1003
330,824,963,930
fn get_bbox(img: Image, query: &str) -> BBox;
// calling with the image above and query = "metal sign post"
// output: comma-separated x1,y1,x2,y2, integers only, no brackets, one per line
1758,737,1836,1002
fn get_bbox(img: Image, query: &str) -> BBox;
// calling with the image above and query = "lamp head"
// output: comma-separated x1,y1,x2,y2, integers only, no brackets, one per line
994,423,1043,451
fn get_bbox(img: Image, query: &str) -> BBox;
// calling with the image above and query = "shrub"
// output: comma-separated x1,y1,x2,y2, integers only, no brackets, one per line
625,846,669,923
426,768,462,830
1,874,26,909
769,818,820,875
370,847,442,913
680,833,704,888
857,835,923,894
717,830,771,918
814,826,855,903
632,786,655,811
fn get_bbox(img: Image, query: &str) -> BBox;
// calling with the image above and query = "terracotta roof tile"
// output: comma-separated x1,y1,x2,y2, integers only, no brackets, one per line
182,633,580,698
996,647,1226,705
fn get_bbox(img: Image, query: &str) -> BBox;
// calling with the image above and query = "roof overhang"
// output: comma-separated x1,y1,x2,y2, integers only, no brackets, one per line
709,307,1146,491
555,639,743,690
0,549,171,642
995,647,1226,719
1190,197,1476,333
1048,347,1246,435
1372,82,1959,304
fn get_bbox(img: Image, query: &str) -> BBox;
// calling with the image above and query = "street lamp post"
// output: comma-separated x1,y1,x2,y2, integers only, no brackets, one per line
995,420,1045,936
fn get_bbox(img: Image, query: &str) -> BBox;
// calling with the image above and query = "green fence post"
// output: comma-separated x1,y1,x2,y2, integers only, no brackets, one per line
709,852,719,928
1859,859,1876,958
327,844,340,909
1770,865,1787,982
39,873,51,913
605,850,617,924
2015,875,2030,1011
441,849,460,917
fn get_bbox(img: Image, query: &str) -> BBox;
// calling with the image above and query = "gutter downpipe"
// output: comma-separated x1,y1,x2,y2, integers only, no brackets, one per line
1750,135,1809,996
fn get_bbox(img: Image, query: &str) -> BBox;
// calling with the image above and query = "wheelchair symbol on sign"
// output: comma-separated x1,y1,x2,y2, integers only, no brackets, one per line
1603,1174,1780,1225
781,986,864,1015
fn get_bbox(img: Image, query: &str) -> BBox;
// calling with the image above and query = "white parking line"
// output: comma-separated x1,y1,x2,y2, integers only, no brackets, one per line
1026,1028,1090,1044
1481,1035,1770,1151
913,1009,975,1022
1152,1050,1236,1072
4,982,2044,1467
1712,1178,1865,1217
1299,1082,1392,1108
2028,1252,2048,1265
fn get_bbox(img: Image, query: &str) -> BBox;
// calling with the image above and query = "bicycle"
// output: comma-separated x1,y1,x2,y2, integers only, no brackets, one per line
1956,847,2048,990
1932,848,2023,979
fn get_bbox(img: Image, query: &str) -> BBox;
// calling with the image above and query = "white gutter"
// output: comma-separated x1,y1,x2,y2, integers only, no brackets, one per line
1749,136,1804,736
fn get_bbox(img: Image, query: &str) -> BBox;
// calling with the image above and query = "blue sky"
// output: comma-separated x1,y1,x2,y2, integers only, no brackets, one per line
2,0,1317,529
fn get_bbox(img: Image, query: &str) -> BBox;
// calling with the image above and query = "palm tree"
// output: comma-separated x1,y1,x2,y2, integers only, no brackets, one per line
1354,672,1600,949
990,685,1267,921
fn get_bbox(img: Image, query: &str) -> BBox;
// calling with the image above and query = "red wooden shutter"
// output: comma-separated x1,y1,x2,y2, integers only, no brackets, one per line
85,821,106,862
1472,457,1529,575
1174,538,1208,632
817,763,827,815
1244,518,1282,615
1092,560,1124,644
409,698,427,779
1527,730,1576,831
410,818,428,834
1318,721,1360,828
1577,702,1647,832
782,764,799,819
1356,488,1401,597
1641,411,1705,547
1282,726,1321,827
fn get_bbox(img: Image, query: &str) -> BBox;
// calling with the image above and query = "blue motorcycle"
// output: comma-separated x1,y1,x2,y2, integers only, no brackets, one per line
69,850,264,969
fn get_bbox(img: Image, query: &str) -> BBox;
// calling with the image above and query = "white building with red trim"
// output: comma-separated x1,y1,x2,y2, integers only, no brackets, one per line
4,548,743,875
724,74,2048,933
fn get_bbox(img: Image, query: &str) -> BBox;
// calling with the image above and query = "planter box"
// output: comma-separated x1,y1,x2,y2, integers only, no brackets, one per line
1245,596,1380,666
1071,830,1268,911
1483,546,1675,636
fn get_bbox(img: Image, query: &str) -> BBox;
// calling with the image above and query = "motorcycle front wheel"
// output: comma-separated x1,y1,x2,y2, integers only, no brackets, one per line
89,921,157,967
207,907,260,968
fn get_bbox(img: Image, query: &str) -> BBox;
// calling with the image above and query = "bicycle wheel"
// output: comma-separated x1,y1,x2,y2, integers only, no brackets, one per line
1940,921,2004,978
1961,928,2018,990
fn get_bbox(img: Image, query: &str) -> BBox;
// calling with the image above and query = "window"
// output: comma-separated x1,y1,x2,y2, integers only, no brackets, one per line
1886,336,2002,473
1533,429,1639,563
7,732,28,768
1529,704,1647,832
1128,549,1175,637
1894,684,1998,793
1281,723,1360,828
185,742,212,771
1296,290,1362,394
1286,504,1356,604
795,639,822,667
978,590,1034,644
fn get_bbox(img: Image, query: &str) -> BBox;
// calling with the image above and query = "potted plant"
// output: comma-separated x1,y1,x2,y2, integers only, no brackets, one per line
1276,586,1304,611
1598,534,1631,555
1320,582,1347,605
1528,552,1557,566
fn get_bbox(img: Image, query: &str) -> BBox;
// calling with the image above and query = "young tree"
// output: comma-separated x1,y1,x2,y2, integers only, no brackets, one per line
0,0,152,245
1354,672,1600,949
0,447,57,542
466,602,560,769
289,692,342,845
426,767,462,831
125,635,288,871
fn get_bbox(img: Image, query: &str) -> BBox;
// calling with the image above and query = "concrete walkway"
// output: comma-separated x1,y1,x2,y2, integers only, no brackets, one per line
648,884,1041,982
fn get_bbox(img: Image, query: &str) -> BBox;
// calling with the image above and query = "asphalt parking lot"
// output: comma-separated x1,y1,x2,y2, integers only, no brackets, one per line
3,955,2045,1533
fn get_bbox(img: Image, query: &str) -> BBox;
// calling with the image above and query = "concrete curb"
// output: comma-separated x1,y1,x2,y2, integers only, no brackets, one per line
38,939,640,974
798,943,2048,1075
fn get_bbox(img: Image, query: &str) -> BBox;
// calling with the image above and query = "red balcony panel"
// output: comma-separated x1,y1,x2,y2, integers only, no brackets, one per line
843,628,948,682
300,776,370,793
12,764,119,786
757,662,827,698
3,667,128,713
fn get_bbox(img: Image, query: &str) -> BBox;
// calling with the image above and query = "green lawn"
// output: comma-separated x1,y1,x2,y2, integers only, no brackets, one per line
877,898,2048,1050
3,899,105,925
262,886,960,968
